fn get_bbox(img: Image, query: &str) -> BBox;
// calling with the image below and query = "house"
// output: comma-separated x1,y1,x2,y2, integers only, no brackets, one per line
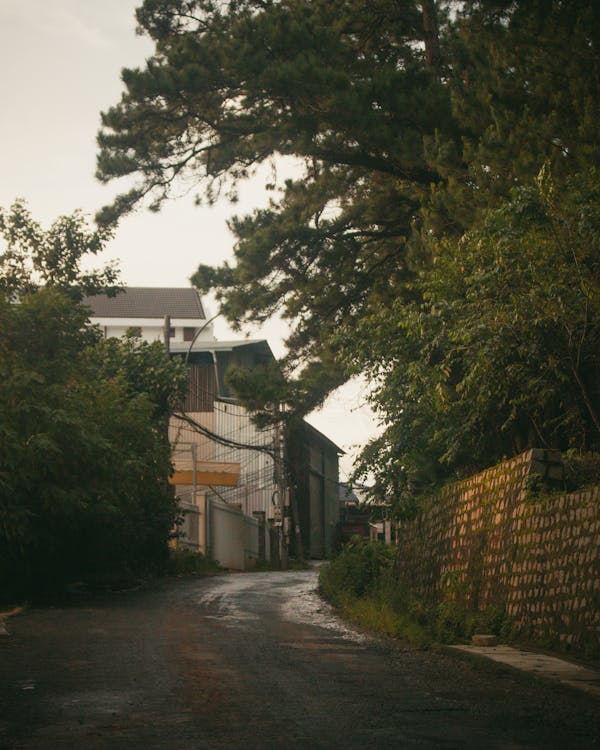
338,482,396,545
287,421,342,559
83,286,215,346
84,287,341,566
338,483,371,542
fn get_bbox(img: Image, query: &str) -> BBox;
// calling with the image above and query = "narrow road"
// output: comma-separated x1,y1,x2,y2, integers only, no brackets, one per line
1,569,598,749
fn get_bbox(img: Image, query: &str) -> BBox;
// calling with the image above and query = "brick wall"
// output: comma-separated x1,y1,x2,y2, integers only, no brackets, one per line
396,450,600,653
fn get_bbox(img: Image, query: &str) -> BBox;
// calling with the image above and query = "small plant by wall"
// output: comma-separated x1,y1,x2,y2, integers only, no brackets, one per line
319,451,600,659
318,539,511,646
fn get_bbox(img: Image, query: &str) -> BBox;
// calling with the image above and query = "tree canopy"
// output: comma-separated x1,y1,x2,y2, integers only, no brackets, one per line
0,199,119,300
97,0,600,505
0,206,187,598
97,0,453,386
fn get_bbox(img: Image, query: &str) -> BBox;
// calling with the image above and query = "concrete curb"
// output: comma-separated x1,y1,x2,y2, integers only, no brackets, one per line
448,643,600,698
0,605,26,636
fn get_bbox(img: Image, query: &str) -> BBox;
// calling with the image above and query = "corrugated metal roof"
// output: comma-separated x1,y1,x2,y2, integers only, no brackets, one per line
83,287,205,319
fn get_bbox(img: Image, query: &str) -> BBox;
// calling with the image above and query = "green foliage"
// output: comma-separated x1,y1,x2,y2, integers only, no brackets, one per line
563,450,600,490
97,0,450,412
0,289,182,599
165,548,222,576
0,200,119,300
97,1,600,500
319,540,510,646
318,537,396,605
350,168,600,507
0,209,186,599
88,334,188,420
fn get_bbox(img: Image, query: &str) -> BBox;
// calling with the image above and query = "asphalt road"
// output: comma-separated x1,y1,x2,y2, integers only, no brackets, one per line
1,569,598,749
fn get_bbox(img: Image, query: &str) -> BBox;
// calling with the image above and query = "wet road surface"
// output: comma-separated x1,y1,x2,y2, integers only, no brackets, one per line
1,569,599,749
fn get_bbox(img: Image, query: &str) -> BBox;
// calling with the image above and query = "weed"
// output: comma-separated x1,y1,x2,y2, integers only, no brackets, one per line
165,548,222,576
319,539,510,648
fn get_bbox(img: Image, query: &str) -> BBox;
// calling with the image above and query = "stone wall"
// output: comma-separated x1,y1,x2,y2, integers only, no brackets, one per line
396,450,600,653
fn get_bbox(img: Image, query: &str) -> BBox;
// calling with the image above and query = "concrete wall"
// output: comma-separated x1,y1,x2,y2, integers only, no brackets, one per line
209,497,260,571
95,319,215,345
396,450,600,654
173,493,206,552
169,408,271,563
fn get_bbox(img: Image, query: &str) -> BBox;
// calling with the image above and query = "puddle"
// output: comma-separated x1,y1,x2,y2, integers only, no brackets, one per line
195,570,367,643
17,680,35,691
279,575,368,644
52,689,139,716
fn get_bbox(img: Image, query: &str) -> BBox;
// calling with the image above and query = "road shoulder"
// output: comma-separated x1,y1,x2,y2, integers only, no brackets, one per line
448,643,600,698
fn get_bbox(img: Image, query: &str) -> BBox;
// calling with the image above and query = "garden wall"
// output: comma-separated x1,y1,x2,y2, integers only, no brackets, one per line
396,450,600,654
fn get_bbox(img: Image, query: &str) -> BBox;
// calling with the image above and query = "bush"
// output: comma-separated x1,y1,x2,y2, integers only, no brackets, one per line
319,537,396,606
165,548,222,576
563,451,600,490
0,290,185,601
319,538,510,647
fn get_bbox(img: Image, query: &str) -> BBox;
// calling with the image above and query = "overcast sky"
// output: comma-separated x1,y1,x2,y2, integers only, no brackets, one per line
0,0,380,479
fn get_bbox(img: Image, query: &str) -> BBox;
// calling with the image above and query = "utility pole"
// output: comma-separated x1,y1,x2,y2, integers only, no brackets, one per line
163,314,174,510
289,485,304,564
163,314,171,353
273,410,288,570
286,419,304,563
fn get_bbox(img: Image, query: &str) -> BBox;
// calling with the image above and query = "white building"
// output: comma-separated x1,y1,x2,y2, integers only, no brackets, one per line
84,286,216,347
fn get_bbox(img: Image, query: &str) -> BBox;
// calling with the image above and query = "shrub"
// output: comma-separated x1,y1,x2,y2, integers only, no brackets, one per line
165,548,222,576
319,539,510,647
319,537,395,606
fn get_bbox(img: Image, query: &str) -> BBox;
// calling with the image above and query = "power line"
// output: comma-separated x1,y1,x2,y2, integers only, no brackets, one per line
172,410,279,458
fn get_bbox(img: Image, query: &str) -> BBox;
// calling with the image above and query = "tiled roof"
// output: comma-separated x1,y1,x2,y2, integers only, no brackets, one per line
83,287,205,319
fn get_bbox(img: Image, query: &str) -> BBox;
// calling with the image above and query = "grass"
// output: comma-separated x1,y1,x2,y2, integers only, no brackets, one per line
318,539,510,649
165,548,223,576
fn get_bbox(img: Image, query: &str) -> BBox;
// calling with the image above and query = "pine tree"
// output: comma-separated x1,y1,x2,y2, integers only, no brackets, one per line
97,1,599,496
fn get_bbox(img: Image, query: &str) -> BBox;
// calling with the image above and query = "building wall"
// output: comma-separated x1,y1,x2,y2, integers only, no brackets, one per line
288,422,340,559
169,413,215,551
183,363,217,412
213,402,277,520
209,497,260,570
395,450,600,654
95,320,215,346
169,412,216,463
176,494,207,552
169,403,276,561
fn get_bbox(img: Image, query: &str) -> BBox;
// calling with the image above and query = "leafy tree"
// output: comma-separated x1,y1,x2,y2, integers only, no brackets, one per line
97,0,453,409
348,167,600,505
96,0,599,501
0,200,119,299
342,0,600,502
0,208,186,599
446,2,599,195
89,332,188,420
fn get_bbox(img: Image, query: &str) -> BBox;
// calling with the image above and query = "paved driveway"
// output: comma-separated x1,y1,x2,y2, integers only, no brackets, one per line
1,570,598,748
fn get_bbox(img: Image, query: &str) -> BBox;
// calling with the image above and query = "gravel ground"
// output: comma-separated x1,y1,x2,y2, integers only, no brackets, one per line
1,569,598,749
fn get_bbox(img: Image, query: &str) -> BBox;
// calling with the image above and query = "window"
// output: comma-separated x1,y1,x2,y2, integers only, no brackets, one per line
183,327,196,342
169,327,176,338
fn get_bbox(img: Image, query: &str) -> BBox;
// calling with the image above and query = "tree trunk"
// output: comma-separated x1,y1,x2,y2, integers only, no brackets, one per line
420,0,441,78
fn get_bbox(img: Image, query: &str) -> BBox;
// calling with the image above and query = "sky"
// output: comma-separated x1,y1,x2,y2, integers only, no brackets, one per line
0,0,380,480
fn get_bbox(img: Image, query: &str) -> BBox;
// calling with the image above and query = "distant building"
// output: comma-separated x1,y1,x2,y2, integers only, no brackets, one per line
85,287,341,564
83,286,215,346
